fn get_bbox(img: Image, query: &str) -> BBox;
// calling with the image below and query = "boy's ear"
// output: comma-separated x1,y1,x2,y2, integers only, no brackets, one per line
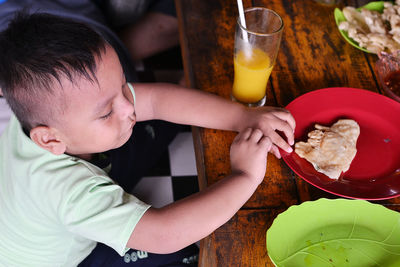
30,126,66,155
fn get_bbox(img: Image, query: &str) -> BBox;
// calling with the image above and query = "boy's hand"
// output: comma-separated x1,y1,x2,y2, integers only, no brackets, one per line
239,106,296,158
230,128,272,185
131,127,273,253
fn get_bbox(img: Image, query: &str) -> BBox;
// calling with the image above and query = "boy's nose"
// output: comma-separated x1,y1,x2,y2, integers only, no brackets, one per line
119,96,135,120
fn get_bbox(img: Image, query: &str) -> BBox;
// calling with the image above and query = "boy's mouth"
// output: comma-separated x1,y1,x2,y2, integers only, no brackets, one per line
124,121,135,135
129,121,135,130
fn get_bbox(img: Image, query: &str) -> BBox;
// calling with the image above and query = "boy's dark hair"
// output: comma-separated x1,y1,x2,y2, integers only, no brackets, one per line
0,12,107,131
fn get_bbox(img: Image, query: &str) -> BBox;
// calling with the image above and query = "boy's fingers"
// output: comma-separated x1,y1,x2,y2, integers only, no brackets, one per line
270,144,281,159
273,110,296,131
272,120,295,146
259,136,272,150
236,128,252,141
249,129,263,142
283,127,295,147
269,131,293,153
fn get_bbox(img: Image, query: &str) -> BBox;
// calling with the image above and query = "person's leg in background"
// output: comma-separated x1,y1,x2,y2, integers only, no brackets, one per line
118,11,179,61
100,0,179,61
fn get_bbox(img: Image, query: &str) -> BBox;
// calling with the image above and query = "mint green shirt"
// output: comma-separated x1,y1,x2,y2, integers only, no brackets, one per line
0,115,150,267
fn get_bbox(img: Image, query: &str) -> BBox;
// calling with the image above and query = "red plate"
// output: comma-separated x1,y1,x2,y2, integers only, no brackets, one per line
282,87,400,200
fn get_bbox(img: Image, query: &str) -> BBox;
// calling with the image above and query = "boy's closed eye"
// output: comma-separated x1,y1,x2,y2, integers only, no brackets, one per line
100,110,113,120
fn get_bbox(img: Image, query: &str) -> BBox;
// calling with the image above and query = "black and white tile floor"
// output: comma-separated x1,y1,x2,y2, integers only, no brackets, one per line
132,130,199,207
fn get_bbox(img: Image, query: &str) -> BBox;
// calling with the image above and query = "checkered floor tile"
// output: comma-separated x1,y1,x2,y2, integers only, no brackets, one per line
131,131,199,208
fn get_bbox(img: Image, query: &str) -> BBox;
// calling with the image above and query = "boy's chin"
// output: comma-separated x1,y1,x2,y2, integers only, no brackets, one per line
114,133,132,149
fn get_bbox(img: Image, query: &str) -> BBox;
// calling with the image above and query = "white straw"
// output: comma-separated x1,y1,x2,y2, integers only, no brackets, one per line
236,0,249,43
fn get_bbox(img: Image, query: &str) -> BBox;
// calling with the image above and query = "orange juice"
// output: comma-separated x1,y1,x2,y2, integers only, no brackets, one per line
232,48,273,103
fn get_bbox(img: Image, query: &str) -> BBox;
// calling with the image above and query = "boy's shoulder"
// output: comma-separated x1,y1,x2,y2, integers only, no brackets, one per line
0,115,121,220
0,115,113,192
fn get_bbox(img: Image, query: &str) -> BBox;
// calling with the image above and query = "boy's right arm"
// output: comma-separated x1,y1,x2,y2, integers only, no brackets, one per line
127,128,272,254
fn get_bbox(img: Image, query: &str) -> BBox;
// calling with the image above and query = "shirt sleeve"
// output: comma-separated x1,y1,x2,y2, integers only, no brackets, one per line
59,173,151,256
127,82,136,105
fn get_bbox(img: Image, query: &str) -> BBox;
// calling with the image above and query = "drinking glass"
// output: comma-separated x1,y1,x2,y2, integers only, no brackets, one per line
232,7,284,107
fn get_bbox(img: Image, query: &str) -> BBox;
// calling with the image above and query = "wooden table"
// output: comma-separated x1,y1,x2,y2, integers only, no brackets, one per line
175,0,400,266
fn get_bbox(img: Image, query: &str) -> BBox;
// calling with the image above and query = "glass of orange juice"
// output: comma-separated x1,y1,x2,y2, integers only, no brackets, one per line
232,7,284,106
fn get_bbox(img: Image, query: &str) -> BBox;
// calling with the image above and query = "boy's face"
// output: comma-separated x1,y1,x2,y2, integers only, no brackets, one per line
51,45,136,156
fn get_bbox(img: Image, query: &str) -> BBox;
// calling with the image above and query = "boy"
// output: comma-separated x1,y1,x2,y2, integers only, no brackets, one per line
0,0,195,193
0,13,295,266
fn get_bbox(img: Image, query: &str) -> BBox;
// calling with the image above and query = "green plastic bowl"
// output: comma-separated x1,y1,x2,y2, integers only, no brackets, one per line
266,198,400,266
334,1,387,54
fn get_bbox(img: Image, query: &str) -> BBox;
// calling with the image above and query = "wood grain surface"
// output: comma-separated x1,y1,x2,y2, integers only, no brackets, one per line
175,0,400,266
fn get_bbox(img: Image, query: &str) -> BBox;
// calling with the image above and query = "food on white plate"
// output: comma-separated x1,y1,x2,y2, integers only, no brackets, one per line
295,119,360,179
338,1,400,54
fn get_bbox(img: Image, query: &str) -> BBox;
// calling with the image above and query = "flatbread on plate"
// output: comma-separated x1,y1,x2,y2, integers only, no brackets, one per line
295,119,360,179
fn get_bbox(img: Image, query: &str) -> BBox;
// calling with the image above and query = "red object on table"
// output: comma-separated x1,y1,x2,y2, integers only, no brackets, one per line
283,87,400,200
